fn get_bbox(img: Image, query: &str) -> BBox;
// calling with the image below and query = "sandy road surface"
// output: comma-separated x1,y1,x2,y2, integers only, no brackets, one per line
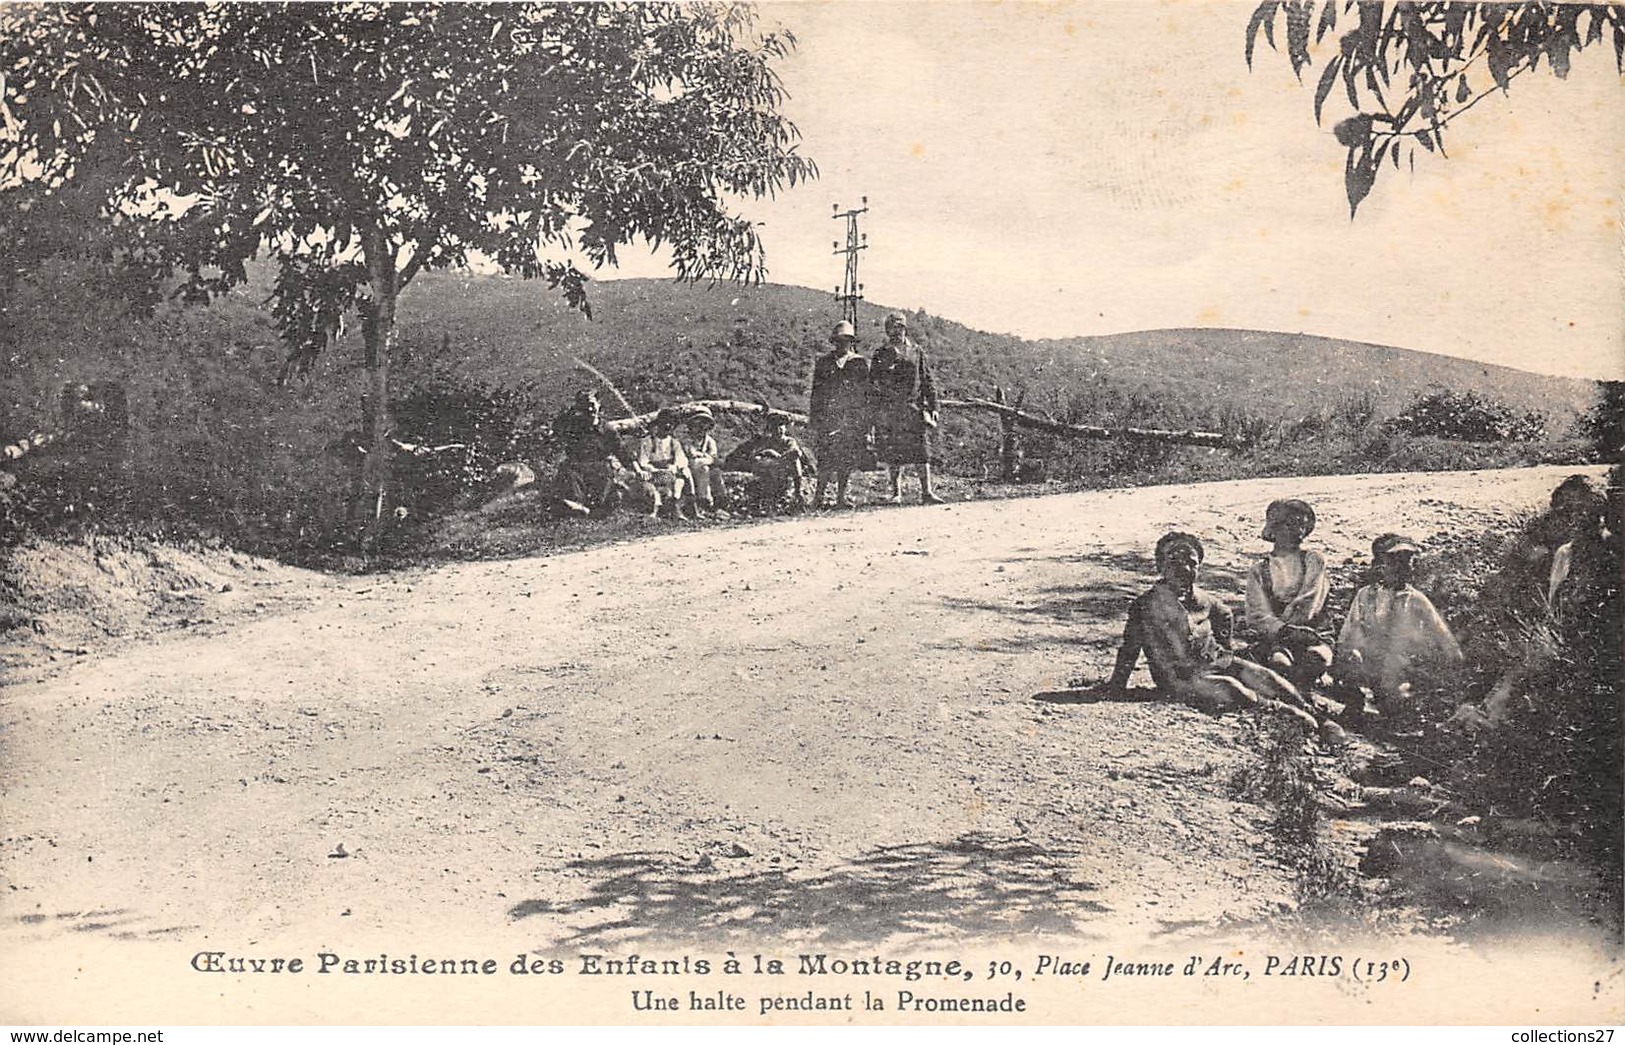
0,465,1614,1023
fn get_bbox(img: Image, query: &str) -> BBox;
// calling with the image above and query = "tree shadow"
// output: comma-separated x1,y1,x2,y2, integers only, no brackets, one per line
10,907,198,941
1032,685,1165,705
508,832,1109,948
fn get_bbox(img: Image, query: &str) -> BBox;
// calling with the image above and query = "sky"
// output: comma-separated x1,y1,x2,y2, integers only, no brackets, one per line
598,1,1624,381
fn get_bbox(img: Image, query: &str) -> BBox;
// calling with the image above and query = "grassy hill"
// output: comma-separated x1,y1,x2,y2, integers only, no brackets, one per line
387,273,1597,423
1,264,1603,558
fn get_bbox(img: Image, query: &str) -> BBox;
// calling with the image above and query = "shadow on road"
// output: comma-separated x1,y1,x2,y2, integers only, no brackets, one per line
1032,685,1165,705
9,907,199,942
509,833,1109,948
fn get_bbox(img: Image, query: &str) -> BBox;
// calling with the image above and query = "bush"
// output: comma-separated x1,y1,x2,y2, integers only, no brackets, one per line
388,366,556,525
1388,387,1546,443
1577,381,1624,461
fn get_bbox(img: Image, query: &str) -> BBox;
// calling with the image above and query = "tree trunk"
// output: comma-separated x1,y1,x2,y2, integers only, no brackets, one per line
358,227,398,555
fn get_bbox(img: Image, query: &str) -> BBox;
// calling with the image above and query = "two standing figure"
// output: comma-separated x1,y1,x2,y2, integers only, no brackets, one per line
809,312,943,507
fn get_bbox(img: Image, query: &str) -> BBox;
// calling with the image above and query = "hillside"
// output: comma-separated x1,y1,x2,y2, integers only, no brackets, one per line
386,273,1598,424
1,265,1602,557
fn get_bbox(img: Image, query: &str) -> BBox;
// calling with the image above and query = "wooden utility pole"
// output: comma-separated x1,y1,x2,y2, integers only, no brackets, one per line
832,197,868,326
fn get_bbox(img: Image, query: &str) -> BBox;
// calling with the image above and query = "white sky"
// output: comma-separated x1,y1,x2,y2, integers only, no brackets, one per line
599,1,1624,381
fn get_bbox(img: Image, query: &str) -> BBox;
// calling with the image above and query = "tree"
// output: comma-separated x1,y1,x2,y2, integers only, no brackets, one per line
1246,2,1625,216
0,3,815,548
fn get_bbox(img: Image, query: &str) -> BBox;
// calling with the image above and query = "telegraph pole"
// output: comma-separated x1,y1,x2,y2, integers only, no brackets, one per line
832,197,868,327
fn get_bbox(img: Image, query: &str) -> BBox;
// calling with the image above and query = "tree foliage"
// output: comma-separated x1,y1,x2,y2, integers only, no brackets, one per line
1,2,814,544
1247,2,1625,215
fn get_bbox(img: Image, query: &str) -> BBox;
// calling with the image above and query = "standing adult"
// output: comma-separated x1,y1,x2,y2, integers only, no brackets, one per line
809,320,873,508
869,312,943,504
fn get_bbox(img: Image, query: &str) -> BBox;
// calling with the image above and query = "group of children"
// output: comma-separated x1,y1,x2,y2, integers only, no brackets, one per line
1102,497,1464,739
551,389,814,520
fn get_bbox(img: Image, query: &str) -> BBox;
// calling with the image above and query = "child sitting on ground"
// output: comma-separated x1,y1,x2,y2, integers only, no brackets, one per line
1334,533,1464,727
681,408,730,518
724,413,813,513
1100,531,1322,732
1245,498,1334,695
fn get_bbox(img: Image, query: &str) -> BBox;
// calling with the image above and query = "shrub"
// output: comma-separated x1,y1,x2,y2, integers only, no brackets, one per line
1577,381,1624,461
388,366,556,524
1388,387,1546,443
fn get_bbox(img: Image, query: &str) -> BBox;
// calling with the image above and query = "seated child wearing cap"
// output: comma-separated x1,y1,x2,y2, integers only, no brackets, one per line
1102,531,1320,731
681,410,729,517
1332,533,1463,720
1245,498,1334,694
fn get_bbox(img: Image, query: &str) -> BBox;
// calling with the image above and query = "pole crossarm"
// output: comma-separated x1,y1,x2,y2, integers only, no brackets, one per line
940,398,1243,449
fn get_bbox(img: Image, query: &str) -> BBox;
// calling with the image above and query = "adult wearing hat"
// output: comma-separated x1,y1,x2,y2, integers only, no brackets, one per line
809,320,874,508
1245,498,1333,694
869,312,943,504
1332,533,1463,720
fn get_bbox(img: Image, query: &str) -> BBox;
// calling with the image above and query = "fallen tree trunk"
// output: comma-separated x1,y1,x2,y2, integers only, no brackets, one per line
599,396,1240,450
939,397,1242,449
603,400,808,434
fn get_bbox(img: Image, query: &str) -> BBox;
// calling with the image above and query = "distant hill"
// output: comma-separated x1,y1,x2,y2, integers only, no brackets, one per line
389,273,1598,426
2,263,1601,558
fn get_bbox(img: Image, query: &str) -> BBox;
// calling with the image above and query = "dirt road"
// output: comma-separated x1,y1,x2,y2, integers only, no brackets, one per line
1,465,1615,1023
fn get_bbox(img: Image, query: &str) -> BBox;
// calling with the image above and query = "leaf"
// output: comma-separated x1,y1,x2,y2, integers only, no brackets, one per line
1314,53,1341,123
1548,34,1573,79
1245,2,1278,68
1286,1,1312,76
1486,35,1511,91
1416,129,1434,152
1344,144,1375,218
1315,0,1337,43
1248,1,1274,67
1332,112,1371,147
1456,74,1470,103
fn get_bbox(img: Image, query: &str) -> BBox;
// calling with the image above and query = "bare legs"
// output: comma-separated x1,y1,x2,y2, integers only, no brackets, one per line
886,464,943,504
